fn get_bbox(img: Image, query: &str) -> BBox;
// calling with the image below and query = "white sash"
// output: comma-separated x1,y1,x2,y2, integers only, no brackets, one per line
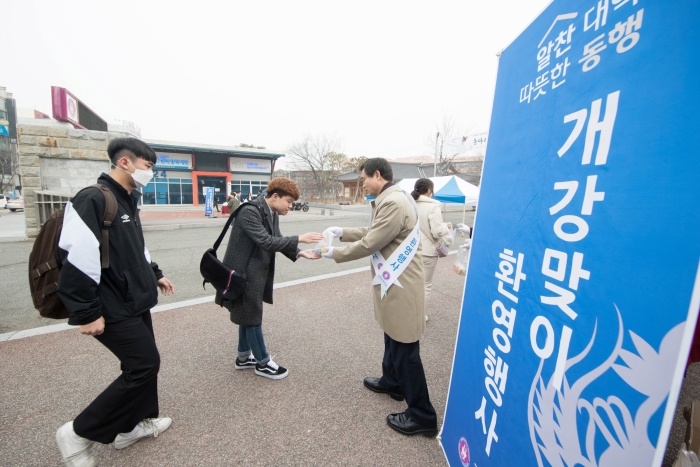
369,190,421,299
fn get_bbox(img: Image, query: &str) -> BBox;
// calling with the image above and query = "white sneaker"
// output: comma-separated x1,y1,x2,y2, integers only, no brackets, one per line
56,421,95,467
425,315,429,322
114,417,173,450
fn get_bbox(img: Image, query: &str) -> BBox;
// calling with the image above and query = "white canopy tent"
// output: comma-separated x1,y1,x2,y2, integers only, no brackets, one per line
397,175,480,224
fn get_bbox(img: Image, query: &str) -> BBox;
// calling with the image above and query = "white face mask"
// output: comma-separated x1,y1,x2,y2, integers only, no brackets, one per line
114,160,154,188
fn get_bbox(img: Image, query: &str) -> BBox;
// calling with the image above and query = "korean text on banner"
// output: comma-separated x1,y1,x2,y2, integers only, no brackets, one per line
440,2,700,467
204,187,214,216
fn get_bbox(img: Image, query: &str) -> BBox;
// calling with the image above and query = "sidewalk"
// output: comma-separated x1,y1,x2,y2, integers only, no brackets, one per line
0,259,465,466
0,210,26,242
139,208,363,231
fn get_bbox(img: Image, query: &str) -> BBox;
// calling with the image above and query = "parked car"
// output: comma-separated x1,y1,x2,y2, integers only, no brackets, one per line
7,196,24,212
0,194,6,209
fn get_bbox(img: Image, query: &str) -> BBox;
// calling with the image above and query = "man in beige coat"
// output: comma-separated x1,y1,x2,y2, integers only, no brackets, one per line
320,158,438,436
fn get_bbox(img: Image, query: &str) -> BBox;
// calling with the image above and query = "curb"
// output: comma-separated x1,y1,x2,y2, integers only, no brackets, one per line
0,236,27,243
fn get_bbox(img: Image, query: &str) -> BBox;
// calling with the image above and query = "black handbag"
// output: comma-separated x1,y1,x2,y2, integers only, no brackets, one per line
200,204,256,300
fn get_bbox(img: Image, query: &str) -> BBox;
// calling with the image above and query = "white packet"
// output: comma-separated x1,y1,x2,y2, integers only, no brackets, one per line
442,224,455,247
676,449,700,467
452,240,471,276
314,229,334,255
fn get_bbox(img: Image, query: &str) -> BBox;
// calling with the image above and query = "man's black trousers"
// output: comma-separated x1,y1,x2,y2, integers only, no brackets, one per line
73,312,160,444
379,332,437,428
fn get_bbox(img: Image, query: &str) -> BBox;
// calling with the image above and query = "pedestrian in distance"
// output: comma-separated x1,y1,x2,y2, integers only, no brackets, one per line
316,158,438,437
412,178,452,321
215,177,324,380
213,195,220,212
247,192,253,202
227,193,240,213
55,138,176,466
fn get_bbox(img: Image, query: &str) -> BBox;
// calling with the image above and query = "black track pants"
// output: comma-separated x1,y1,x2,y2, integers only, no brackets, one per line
73,312,160,444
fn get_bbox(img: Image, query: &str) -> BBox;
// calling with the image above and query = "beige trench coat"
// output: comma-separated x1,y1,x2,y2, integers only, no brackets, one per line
332,185,426,343
416,195,450,257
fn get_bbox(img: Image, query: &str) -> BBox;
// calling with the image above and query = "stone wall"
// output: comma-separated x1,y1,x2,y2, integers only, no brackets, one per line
16,121,130,237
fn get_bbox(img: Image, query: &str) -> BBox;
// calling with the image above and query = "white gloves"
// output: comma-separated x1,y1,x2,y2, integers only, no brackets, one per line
321,246,335,258
327,227,343,239
456,223,472,237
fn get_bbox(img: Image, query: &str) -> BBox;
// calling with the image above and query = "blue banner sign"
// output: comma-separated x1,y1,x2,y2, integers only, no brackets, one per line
204,187,214,216
440,2,700,467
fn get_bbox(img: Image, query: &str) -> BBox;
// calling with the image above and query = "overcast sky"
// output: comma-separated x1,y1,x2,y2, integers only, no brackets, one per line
6,0,550,168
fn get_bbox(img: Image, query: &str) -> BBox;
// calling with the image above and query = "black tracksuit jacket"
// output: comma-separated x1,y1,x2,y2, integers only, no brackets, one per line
57,174,163,326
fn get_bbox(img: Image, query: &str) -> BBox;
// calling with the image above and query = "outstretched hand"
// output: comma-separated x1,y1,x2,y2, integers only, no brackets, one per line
456,223,472,237
298,250,321,260
327,227,344,238
299,232,325,244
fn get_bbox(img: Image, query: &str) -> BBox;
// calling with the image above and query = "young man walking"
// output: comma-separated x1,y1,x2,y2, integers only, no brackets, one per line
55,138,176,466
215,177,323,379
321,158,438,436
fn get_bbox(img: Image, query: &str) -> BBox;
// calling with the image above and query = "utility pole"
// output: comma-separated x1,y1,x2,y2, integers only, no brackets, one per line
433,132,440,177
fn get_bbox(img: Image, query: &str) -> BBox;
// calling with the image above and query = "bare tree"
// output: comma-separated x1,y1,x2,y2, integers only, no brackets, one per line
425,115,473,176
342,156,367,203
287,134,343,198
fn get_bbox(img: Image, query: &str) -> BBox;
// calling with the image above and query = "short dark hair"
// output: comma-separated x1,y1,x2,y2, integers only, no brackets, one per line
108,138,157,165
359,158,393,181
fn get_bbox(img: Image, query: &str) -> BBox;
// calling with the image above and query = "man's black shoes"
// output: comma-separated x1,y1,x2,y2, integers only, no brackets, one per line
386,412,438,437
363,377,405,401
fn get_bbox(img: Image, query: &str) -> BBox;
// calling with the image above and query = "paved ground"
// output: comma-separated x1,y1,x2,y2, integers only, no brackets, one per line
139,207,363,230
0,260,464,466
0,209,25,242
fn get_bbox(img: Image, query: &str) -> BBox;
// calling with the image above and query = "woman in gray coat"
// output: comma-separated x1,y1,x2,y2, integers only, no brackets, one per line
215,178,323,379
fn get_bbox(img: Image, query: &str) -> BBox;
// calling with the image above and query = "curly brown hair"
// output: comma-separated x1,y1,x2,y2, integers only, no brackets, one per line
265,177,301,200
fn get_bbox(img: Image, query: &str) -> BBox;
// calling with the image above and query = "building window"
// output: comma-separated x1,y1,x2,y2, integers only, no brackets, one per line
142,177,193,205
230,180,268,199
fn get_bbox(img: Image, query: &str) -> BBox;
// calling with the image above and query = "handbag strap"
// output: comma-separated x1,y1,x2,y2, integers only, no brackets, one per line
212,203,258,251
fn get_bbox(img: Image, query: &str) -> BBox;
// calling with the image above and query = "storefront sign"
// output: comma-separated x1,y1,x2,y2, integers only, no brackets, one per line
155,152,193,170
229,157,271,173
440,3,700,467
51,86,108,132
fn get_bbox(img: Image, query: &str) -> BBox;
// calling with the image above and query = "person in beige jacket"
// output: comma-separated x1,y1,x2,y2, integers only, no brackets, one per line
412,178,452,319
318,158,437,437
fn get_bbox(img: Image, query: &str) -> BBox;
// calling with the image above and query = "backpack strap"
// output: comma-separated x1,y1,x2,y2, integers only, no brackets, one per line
75,184,119,269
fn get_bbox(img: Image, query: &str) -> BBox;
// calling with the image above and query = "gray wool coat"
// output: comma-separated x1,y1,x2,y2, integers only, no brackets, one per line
214,196,300,326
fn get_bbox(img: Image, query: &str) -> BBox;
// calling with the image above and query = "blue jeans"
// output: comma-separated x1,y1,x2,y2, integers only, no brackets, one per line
238,325,270,366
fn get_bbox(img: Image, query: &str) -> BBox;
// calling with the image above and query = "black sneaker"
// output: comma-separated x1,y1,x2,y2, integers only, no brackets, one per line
255,359,289,380
235,354,257,370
